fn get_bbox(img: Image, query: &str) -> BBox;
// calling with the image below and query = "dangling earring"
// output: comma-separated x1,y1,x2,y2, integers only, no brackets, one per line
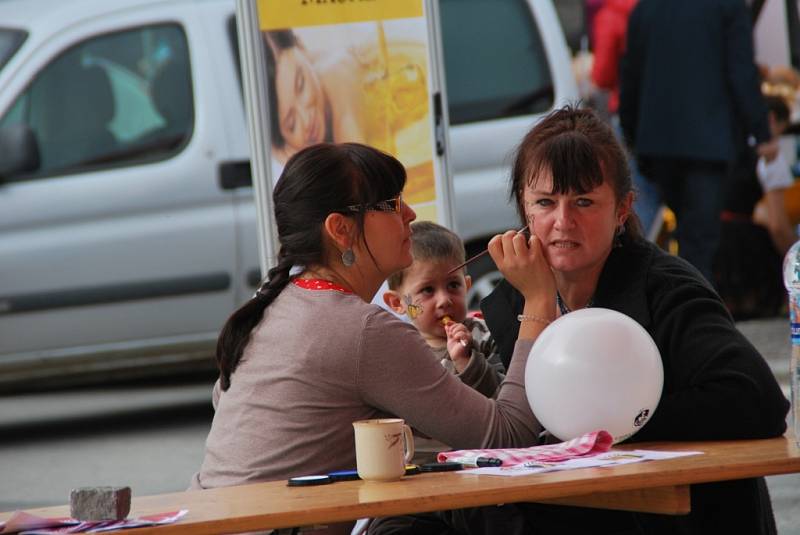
342,248,356,267
614,224,625,248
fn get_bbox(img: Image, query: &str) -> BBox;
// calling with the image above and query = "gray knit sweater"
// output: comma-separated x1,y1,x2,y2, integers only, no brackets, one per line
192,283,540,489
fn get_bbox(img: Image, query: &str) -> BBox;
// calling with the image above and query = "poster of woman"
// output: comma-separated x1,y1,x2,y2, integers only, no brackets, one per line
257,0,446,218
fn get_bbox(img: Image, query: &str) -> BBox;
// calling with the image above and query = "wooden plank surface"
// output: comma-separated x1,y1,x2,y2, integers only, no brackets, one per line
3,436,799,534
536,484,690,514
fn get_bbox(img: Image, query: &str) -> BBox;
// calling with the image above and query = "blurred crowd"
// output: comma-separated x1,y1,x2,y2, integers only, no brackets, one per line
567,0,800,320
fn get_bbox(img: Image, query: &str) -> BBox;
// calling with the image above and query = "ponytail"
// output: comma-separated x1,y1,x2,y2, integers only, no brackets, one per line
215,256,294,390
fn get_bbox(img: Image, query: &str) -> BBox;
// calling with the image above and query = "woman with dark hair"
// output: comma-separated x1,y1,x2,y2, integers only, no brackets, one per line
482,105,788,533
191,142,554,534
370,106,789,534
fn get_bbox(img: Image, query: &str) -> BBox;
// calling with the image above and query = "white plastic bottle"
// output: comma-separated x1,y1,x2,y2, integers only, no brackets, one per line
782,240,800,444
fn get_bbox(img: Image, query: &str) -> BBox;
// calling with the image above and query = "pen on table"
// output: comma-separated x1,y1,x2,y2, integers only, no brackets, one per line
447,225,530,275
449,456,503,467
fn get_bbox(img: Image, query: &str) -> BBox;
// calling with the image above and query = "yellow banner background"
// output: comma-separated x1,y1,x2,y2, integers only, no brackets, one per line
258,0,423,30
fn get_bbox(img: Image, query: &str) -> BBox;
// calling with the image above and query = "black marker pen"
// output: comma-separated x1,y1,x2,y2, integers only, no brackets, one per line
448,456,503,467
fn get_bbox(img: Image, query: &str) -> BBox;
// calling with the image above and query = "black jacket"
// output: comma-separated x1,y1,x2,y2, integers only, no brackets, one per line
481,236,789,534
619,0,770,164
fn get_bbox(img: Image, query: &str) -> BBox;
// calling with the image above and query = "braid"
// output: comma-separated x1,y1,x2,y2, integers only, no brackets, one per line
215,256,294,390
256,255,294,298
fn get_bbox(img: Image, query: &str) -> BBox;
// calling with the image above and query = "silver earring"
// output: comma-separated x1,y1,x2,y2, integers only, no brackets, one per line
342,248,355,267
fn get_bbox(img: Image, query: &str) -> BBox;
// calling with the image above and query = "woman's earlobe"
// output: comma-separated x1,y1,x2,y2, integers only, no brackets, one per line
614,223,626,248
616,207,632,228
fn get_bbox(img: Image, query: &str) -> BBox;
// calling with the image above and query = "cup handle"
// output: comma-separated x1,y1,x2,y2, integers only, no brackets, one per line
402,424,415,464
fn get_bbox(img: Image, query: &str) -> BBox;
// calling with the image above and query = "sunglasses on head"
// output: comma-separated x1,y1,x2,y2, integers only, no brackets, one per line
342,193,403,214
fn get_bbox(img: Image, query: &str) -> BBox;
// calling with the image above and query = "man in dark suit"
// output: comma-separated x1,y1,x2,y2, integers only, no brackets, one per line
619,0,777,282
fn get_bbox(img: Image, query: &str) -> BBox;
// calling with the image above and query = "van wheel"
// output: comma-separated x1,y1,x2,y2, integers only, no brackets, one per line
466,253,502,312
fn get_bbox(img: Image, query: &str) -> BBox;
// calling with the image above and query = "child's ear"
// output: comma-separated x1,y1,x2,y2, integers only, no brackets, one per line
464,274,472,291
383,290,406,314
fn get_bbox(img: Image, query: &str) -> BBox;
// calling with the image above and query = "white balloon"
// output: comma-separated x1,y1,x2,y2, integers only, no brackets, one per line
525,308,663,444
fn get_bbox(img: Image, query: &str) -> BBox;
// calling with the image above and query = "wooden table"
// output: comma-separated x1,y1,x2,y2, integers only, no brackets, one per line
3,436,800,534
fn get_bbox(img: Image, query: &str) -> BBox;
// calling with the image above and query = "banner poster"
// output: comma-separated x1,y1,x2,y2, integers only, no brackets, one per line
256,0,447,224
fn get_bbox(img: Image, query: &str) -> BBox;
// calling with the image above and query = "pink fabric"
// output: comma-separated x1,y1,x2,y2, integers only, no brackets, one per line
0,510,187,534
437,430,613,466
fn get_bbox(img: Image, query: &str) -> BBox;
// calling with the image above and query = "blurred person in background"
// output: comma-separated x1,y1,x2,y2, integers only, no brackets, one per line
584,0,606,49
590,0,635,122
714,95,796,319
590,0,662,238
620,0,778,283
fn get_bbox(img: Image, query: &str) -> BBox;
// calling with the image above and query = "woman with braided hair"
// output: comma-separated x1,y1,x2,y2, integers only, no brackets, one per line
191,142,555,534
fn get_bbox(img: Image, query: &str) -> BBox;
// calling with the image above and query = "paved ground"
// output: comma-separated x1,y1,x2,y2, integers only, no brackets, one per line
737,317,799,534
0,377,213,512
738,316,792,394
0,317,797,531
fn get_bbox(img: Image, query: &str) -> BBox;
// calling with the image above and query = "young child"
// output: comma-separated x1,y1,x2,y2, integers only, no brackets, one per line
753,96,796,254
383,221,504,397
715,95,796,318
383,221,506,464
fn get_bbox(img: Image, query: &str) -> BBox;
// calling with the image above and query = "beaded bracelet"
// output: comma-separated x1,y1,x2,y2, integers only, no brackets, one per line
517,314,552,326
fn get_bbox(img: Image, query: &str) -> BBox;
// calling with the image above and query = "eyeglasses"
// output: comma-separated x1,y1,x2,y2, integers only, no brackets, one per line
343,194,403,214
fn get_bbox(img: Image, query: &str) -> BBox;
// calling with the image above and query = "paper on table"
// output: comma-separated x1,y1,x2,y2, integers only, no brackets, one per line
0,512,75,535
459,449,703,477
0,509,188,534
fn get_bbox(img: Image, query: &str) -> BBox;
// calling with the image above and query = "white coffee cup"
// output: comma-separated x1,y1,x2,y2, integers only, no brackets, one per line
352,418,415,482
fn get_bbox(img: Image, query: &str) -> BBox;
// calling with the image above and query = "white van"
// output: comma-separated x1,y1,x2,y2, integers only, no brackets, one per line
0,0,577,389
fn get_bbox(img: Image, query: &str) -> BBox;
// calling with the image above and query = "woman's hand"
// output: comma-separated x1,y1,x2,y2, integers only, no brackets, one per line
487,229,555,311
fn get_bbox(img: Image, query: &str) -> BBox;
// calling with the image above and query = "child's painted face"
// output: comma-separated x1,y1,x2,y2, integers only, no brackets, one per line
399,259,471,343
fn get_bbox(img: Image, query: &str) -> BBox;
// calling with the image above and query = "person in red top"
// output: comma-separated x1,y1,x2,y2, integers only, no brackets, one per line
584,0,606,50
590,0,663,238
590,0,637,114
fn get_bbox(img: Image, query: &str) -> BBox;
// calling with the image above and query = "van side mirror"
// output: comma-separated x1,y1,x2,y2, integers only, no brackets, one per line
0,124,40,181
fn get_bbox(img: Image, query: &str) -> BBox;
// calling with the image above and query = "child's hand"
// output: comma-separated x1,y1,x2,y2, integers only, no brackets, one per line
444,321,471,372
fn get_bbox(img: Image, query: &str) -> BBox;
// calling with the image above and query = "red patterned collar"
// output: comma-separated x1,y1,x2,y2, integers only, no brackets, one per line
292,278,353,294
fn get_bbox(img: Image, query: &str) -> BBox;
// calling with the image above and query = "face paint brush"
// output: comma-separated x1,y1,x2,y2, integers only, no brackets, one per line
446,225,530,275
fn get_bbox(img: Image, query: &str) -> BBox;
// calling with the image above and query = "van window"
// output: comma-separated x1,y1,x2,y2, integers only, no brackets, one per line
552,0,586,55
439,0,553,125
0,28,26,71
227,16,244,96
0,24,193,180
